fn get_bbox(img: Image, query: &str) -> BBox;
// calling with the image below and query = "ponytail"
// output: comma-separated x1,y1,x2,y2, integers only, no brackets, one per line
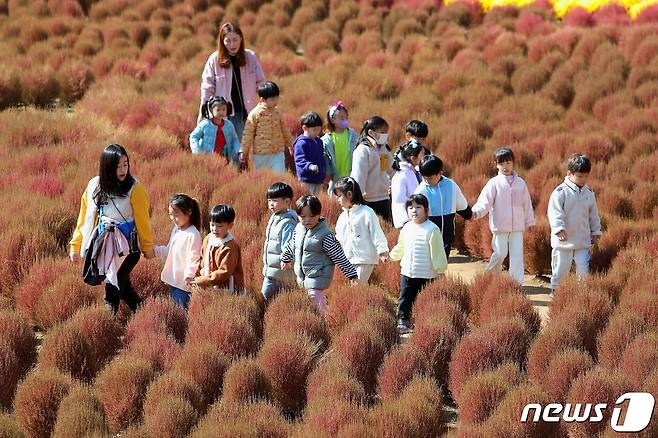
392,139,423,172
358,116,388,144
170,194,202,231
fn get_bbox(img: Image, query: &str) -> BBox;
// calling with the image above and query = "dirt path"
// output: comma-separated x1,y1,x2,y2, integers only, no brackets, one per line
446,251,552,327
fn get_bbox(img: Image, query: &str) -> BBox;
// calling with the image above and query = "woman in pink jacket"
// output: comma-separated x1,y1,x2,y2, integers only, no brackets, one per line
199,22,266,139
472,147,535,286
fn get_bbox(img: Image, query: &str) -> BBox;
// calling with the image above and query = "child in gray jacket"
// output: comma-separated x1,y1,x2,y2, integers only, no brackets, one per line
547,154,602,292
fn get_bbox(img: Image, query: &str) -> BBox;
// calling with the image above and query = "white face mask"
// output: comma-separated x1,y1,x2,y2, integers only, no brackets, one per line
375,133,388,146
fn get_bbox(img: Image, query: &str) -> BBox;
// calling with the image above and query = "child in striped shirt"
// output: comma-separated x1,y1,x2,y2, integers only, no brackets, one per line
281,195,358,316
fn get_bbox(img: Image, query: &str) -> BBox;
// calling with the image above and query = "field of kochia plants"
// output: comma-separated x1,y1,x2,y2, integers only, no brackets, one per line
1,0,658,436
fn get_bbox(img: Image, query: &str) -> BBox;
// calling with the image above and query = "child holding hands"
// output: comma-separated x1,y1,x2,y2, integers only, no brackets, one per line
390,194,447,334
334,177,389,283
154,194,203,310
281,195,358,316
471,147,535,286
194,204,245,294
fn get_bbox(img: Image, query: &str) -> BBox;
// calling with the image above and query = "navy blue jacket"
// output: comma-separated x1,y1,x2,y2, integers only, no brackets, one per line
294,134,326,184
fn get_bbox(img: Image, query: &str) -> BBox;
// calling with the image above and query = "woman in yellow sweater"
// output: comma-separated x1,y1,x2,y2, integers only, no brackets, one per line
70,144,154,315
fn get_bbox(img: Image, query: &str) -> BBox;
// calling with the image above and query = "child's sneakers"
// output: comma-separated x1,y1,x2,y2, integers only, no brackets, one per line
397,318,412,334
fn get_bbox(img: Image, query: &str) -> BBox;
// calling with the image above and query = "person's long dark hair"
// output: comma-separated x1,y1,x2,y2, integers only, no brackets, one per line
217,22,246,68
93,144,135,206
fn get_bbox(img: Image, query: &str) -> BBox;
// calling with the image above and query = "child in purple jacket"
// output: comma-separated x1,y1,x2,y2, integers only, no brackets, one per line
294,111,326,195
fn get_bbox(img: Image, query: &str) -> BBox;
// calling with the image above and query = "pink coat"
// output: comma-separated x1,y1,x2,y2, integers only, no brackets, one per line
199,49,265,121
472,172,535,233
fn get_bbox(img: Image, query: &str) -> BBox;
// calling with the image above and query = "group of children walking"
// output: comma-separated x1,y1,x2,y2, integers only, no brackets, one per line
187,87,603,331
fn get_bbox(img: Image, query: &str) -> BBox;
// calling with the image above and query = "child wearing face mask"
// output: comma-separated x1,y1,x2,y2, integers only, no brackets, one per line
322,101,359,194
350,116,395,223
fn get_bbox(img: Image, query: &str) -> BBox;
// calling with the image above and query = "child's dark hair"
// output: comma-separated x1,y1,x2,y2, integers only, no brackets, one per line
358,116,389,143
405,193,429,213
326,101,348,132
494,147,515,164
257,81,280,99
94,144,135,205
333,177,366,205
210,204,236,224
301,111,322,128
267,182,293,200
567,153,592,173
405,120,428,138
392,139,424,171
170,194,201,230
202,96,233,119
419,154,443,177
295,195,322,216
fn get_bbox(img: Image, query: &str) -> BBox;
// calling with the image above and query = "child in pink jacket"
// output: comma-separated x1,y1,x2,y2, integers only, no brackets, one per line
472,147,535,285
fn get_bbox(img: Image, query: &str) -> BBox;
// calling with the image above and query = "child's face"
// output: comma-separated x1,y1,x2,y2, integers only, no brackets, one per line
567,171,589,187
169,205,191,229
497,160,514,176
268,197,290,214
407,201,428,224
409,153,422,167
262,96,279,108
423,173,441,186
303,125,322,138
332,110,348,130
336,191,353,209
211,104,227,119
210,221,232,239
299,206,320,229
116,155,129,182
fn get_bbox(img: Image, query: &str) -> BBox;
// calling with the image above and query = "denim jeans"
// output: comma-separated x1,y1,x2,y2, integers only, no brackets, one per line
170,286,191,311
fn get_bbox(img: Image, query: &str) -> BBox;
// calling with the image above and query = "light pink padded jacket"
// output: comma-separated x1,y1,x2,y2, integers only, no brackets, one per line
472,172,536,233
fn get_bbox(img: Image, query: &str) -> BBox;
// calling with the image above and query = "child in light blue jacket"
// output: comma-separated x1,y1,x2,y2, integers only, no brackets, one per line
190,96,240,165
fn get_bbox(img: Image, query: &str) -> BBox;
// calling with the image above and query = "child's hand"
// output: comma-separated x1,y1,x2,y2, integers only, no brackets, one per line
379,252,390,263
69,251,80,263
591,235,600,245
310,164,319,173
281,261,292,270
556,230,568,242
185,277,195,286
143,249,156,259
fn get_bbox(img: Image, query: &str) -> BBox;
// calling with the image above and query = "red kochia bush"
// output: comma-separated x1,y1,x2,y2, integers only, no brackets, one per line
142,371,204,418
306,357,367,406
71,305,123,371
597,310,647,370
458,363,523,425
190,400,289,438
527,323,585,384
0,413,24,437
96,355,156,433
371,376,446,438
52,384,109,438
481,293,541,336
414,275,470,316
222,358,273,404
143,396,198,438
332,322,387,395
263,309,329,350
34,272,98,330
619,331,658,387
563,368,629,438
124,296,187,345
377,345,429,400
126,330,182,372
355,308,400,353
449,318,531,403
0,310,37,408
263,289,318,324
326,283,395,335
13,368,73,438
542,348,594,402
482,383,555,437
304,397,369,436
467,271,520,326
38,322,94,381
258,333,319,414
174,342,230,407
408,315,460,390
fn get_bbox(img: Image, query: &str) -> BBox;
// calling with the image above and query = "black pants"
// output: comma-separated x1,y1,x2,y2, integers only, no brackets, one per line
366,199,392,224
104,252,142,315
429,214,455,259
397,275,432,321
